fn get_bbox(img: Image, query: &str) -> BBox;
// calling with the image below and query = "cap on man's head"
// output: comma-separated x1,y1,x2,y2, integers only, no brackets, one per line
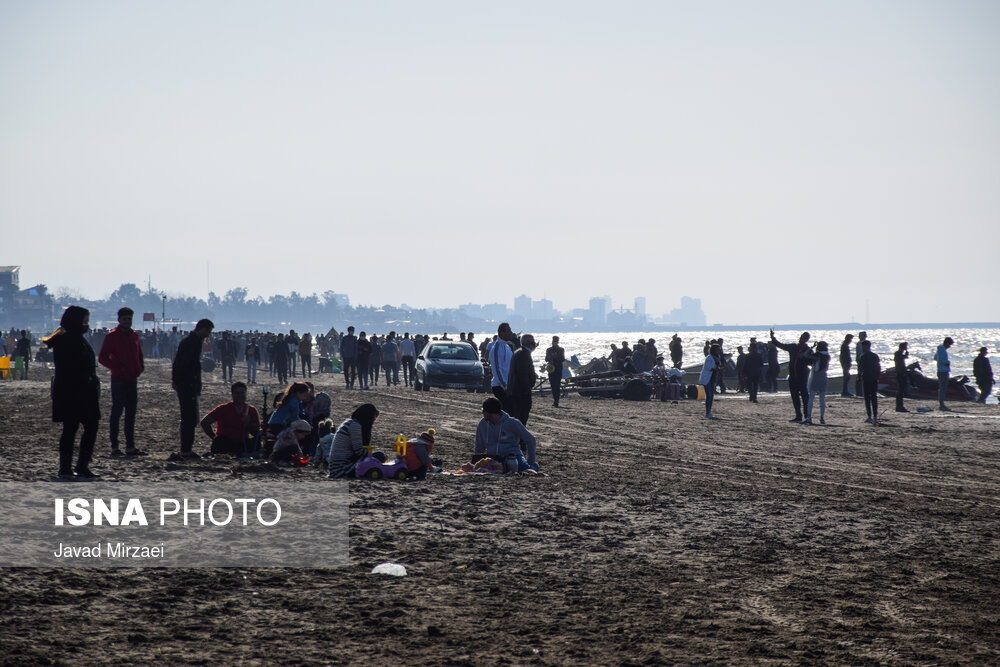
291,420,312,433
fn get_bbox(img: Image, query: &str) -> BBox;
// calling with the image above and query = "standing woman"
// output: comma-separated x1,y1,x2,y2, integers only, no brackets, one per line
699,344,722,419
805,341,830,424
45,306,100,480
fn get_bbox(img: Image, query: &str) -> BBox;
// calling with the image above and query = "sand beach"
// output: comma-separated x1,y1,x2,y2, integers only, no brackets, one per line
1,359,999,665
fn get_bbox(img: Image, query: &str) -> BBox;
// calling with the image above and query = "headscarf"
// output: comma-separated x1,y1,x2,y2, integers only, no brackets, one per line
351,403,379,447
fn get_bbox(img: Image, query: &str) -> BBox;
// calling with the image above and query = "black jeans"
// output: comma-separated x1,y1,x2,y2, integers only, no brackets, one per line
401,356,414,385
841,363,851,395
789,375,809,419
492,385,513,415
510,393,532,453
747,376,759,403
549,371,561,406
176,390,200,453
109,377,138,450
59,417,98,475
864,380,879,418
767,365,779,392
342,357,357,387
896,372,907,410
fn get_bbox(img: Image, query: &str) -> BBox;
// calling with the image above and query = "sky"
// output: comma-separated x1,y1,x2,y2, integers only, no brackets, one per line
1,0,997,325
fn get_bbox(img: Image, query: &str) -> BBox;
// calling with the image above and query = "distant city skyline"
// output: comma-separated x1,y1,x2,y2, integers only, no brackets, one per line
2,2,996,323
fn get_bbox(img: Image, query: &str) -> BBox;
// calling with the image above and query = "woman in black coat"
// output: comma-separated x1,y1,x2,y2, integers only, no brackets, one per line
45,306,101,480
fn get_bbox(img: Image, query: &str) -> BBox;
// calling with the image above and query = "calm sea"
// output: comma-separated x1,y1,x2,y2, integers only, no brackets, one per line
472,327,999,378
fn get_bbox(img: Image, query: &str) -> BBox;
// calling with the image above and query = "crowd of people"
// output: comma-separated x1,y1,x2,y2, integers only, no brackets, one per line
692,330,994,424
28,304,997,480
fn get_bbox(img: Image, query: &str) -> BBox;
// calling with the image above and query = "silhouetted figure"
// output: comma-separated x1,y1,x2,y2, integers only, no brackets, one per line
894,342,909,412
839,333,854,397
860,340,881,424
770,329,811,422
46,306,100,480
974,347,994,403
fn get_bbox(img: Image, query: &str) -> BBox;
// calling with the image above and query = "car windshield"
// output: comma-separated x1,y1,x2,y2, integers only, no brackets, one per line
427,344,478,361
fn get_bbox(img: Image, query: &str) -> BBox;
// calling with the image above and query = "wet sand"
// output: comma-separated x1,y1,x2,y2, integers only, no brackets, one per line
2,360,999,665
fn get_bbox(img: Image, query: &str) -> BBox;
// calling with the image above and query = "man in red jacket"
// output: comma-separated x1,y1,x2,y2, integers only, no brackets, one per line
98,307,146,456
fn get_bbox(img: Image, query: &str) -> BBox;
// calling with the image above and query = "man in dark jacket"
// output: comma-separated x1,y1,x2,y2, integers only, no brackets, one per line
974,348,994,403
172,318,214,458
669,335,683,369
770,329,812,422
545,336,565,407
339,326,358,389
507,334,538,447
860,340,881,424
98,307,145,456
744,344,763,403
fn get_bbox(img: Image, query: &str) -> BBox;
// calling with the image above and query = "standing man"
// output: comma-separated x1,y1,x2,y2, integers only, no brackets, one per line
934,336,954,411
219,331,237,383
399,332,416,387
860,340,882,424
98,307,146,457
507,334,537,453
381,333,400,386
489,322,516,413
545,335,565,408
299,333,313,377
839,333,854,397
669,334,683,369
245,337,260,384
744,341,763,404
15,329,31,379
766,340,780,393
855,331,868,399
973,347,994,403
770,329,812,423
339,326,358,389
171,318,214,459
894,342,909,413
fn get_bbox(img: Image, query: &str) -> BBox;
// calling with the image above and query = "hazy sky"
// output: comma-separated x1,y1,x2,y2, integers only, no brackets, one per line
2,1,997,324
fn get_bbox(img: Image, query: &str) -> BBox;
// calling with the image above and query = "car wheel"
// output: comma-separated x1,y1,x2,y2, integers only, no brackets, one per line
366,468,382,480
423,382,430,392
394,469,408,480
414,378,422,391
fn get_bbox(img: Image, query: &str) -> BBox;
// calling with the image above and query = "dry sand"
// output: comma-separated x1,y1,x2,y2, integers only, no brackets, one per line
2,360,999,665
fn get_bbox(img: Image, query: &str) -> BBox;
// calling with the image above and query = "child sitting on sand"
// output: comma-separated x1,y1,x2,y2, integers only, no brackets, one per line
313,418,334,467
270,419,312,465
402,429,437,480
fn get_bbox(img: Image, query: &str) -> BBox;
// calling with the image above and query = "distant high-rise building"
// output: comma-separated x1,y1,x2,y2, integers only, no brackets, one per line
666,296,706,327
483,302,509,322
514,294,532,320
0,266,18,319
533,298,554,321
634,296,646,324
588,297,607,326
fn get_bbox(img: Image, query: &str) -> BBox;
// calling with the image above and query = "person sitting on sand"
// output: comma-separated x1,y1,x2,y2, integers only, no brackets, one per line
403,429,438,480
268,381,310,436
328,403,380,479
270,419,312,465
200,381,261,456
473,397,538,472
